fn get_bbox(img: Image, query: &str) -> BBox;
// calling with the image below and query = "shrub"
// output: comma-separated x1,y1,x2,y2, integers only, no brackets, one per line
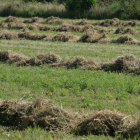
65,0,97,12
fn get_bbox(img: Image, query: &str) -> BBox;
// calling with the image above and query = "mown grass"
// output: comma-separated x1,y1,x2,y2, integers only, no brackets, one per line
0,16,140,139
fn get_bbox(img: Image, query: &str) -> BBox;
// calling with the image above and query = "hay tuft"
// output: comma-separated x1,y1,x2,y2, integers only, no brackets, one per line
0,50,28,64
101,54,140,73
74,110,125,136
4,16,18,23
0,30,18,39
0,99,73,131
111,35,140,44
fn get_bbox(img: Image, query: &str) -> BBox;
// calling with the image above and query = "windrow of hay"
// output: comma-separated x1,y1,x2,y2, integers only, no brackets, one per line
93,18,140,27
0,99,77,131
74,110,126,136
23,17,44,23
111,35,140,45
114,27,140,35
8,22,26,30
17,52,61,66
0,50,28,64
52,32,80,42
1,50,140,75
4,16,19,23
0,98,139,138
101,54,140,74
79,30,111,43
0,29,140,45
43,16,64,25
0,30,18,39
2,16,140,27
52,56,101,70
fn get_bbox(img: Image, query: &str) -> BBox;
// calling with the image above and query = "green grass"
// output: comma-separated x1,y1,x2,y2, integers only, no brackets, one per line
0,17,140,139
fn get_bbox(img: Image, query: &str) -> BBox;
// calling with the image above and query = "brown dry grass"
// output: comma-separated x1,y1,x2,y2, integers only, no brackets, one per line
17,52,61,66
0,98,75,131
114,27,140,35
111,34,140,45
101,54,140,74
23,17,43,23
8,22,26,30
74,110,125,136
0,98,139,138
79,30,110,43
0,30,18,39
0,50,28,64
43,16,64,25
4,16,18,23
52,32,79,42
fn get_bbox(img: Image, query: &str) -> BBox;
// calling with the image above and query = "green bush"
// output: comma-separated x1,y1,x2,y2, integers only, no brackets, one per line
65,0,97,12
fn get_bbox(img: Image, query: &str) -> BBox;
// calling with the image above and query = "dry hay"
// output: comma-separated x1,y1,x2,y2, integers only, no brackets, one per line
52,32,79,42
42,34,55,41
111,34,140,45
0,99,74,131
8,22,26,30
79,30,110,43
18,52,61,66
0,50,28,64
74,110,125,136
52,56,100,70
122,20,139,27
114,27,140,35
0,30,18,40
56,24,82,32
79,29,99,43
73,19,90,25
43,16,64,25
0,21,7,29
94,26,115,34
121,119,140,138
28,23,42,30
4,16,18,23
23,17,43,23
18,31,46,40
39,25,54,31
101,54,140,74
81,24,95,32
93,18,121,27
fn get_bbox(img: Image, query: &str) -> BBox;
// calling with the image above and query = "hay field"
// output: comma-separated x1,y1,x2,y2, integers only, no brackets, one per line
0,16,140,139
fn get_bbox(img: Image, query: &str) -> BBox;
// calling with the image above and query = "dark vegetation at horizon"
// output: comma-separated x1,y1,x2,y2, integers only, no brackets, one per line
0,0,140,20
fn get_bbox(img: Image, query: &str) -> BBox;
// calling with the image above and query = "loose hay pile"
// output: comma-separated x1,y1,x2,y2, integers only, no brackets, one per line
52,32,80,42
23,17,43,23
4,16,18,23
0,99,74,131
0,30,18,39
43,16,64,25
114,27,140,35
18,52,61,66
0,50,28,64
0,98,138,138
111,35,140,45
8,22,26,29
101,54,140,74
74,110,125,136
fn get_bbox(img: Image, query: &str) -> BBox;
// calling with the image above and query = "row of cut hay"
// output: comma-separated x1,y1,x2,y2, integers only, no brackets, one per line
6,22,140,35
1,19,140,35
0,98,139,138
79,30,140,45
1,50,140,75
0,29,140,45
3,16,140,27
0,29,79,42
